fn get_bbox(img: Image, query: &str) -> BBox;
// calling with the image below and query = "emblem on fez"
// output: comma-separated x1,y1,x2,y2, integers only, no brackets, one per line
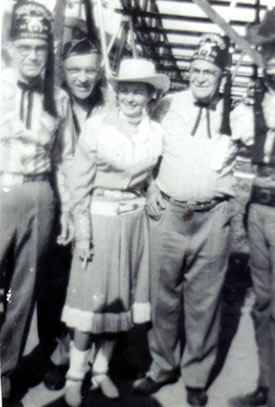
25,15,45,33
198,41,216,57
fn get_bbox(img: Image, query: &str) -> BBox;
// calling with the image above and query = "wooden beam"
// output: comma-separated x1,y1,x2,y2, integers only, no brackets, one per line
116,8,247,26
192,0,264,68
149,53,254,67
156,0,265,10
136,40,197,49
134,26,202,36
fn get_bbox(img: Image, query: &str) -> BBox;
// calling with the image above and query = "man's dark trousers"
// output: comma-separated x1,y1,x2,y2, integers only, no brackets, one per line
0,180,55,378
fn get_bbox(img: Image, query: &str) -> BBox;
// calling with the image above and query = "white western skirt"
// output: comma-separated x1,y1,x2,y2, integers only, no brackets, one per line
62,196,150,334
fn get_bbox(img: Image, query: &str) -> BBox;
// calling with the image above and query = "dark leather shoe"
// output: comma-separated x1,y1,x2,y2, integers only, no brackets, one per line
236,386,268,406
186,387,208,406
43,364,68,391
3,398,23,407
133,375,178,395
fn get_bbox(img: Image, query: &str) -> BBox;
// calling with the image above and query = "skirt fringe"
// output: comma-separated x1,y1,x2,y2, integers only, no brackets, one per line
62,302,150,334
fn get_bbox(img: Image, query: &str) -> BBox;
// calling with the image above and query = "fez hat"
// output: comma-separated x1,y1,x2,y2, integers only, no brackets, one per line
62,38,100,61
191,34,228,71
10,1,52,42
246,9,275,46
109,58,170,93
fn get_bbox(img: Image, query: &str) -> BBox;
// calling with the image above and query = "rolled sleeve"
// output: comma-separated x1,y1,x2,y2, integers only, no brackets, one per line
231,102,254,146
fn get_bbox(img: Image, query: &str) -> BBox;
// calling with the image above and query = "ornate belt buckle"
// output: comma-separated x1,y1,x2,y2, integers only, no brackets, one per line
117,202,138,215
182,201,195,221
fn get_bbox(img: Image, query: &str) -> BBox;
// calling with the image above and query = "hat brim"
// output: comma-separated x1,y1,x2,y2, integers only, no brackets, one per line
109,74,170,93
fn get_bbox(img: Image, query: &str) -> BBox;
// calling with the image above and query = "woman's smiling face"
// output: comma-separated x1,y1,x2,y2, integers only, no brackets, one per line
117,82,151,118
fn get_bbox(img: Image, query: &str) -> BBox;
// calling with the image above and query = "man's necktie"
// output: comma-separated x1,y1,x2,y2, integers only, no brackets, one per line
18,80,43,129
191,100,217,139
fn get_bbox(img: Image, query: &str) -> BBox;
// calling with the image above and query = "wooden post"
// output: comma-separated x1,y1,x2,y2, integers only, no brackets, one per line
129,16,138,57
192,0,264,69
97,0,111,78
53,0,66,86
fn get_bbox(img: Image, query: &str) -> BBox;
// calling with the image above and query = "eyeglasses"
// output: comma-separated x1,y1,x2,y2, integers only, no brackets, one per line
189,68,220,80
14,44,49,57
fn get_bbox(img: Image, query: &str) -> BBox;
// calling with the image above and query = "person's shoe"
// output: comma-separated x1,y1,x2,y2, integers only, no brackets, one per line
3,398,23,407
133,374,178,395
92,374,120,399
186,387,208,406
44,363,68,390
1,376,11,400
236,386,268,406
64,377,83,407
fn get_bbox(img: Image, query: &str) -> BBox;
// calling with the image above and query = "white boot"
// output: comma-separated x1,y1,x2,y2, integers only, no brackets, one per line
65,344,89,407
91,338,119,399
92,373,119,399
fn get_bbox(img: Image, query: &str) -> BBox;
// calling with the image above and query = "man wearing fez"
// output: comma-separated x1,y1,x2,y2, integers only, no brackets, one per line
0,1,74,401
134,34,252,406
236,11,275,407
40,37,104,391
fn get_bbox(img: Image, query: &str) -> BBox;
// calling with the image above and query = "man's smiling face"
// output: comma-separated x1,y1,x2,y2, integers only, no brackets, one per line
189,59,222,103
9,38,49,82
64,53,100,100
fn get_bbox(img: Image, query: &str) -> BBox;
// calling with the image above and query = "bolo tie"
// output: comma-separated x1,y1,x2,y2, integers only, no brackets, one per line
18,80,44,129
191,100,216,139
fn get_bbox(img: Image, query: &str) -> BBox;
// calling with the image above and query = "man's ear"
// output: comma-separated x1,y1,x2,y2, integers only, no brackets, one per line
6,42,14,59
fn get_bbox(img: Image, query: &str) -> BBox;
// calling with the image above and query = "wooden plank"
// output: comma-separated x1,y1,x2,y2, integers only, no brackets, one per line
191,0,264,68
157,0,266,10
116,8,249,26
134,26,202,36
136,39,196,49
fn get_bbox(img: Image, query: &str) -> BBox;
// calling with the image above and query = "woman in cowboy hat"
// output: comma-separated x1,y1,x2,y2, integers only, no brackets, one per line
61,58,169,406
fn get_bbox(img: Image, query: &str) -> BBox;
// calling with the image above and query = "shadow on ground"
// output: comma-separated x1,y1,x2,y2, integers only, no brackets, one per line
11,253,251,406
207,252,251,388
40,377,161,407
41,378,162,407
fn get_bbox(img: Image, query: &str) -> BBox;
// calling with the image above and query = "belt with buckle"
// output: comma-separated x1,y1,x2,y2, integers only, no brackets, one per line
90,197,146,216
250,185,275,206
0,172,50,186
161,191,229,211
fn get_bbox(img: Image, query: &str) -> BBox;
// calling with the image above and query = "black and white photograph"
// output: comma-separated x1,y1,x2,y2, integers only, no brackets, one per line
0,0,275,406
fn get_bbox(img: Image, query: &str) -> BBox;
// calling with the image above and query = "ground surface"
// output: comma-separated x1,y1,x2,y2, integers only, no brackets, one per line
7,171,262,407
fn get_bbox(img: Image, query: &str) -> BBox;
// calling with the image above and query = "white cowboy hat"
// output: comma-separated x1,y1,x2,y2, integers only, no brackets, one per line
109,58,170,93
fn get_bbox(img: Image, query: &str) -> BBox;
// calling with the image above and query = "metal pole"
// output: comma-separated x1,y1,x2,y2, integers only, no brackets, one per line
129,16,138,57
107,16,122,55
97,0,111,78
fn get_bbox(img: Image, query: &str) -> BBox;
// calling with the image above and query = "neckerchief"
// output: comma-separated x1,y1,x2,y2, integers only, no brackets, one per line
191,100,217,138
18,80,43,129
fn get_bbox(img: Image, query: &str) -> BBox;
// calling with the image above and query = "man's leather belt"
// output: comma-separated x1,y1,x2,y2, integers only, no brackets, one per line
0,172,50,186
250,185,275,206
161,191,229,211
